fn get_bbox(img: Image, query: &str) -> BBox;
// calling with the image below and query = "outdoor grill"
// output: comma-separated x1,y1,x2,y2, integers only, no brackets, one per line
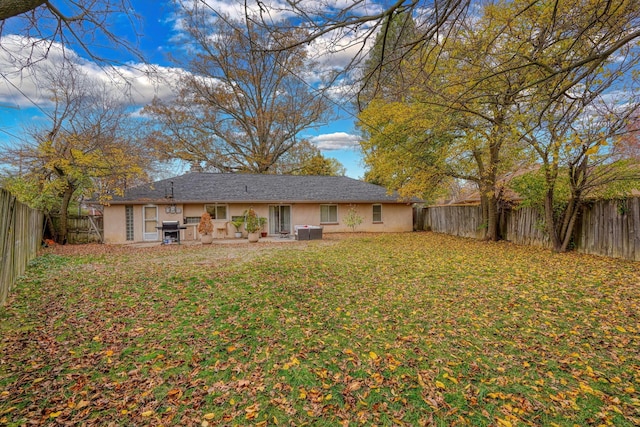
157,220,187,244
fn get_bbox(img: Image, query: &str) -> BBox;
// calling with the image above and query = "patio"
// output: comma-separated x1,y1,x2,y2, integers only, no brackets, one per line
127,235,299,248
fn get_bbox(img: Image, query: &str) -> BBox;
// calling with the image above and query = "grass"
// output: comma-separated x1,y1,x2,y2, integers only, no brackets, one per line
1,232,639,426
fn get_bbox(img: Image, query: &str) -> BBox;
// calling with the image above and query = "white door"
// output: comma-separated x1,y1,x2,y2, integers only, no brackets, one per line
143,206,158,241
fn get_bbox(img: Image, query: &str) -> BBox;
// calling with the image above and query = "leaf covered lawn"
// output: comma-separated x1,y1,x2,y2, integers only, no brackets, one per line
1,233,639,426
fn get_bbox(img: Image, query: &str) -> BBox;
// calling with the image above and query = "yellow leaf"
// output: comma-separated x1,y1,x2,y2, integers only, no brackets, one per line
0,407,16,415
325,394,332,400
204,413,215,420
141,410,154,417
585,146,599,156
435,381,446,389
443,372,458,384
283,356,300,370
496,418,512,427
488,392,510,400
369,351,378,360
49,411,62,418
616,326,627,333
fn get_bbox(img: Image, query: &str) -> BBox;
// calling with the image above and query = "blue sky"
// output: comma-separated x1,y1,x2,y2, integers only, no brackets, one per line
0,0,367,178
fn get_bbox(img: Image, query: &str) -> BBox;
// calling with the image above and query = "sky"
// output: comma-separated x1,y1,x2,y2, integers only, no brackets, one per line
0,0,370,179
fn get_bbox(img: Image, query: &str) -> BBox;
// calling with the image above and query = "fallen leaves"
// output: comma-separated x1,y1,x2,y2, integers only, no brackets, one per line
1,233,639,425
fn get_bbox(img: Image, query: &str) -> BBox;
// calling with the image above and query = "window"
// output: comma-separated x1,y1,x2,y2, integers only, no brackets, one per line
184,216,200,225
125,205,134,241
320,204,338,223
373,204,382,223
205,204,227,220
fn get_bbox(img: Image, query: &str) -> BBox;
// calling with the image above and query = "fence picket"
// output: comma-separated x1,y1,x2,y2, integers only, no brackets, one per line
1,189,43,306
416,198,640,261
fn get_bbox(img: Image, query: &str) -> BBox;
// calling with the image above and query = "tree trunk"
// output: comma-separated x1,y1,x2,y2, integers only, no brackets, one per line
58,184,75,245
544,187,562,252
0,0,46,19
479,192,489,240
558,197,581,253
44,212,58,242
486,192,499,241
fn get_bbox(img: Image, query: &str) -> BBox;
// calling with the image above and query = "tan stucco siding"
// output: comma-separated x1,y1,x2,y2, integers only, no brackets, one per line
291,203,413,233
103,202,414,243
103,205,126,243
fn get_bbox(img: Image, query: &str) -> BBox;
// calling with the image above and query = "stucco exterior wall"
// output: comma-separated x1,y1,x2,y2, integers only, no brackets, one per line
103,205,126,244
102,202,414,244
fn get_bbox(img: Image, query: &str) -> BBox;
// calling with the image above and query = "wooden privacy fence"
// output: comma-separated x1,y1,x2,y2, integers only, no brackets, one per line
415,197,640,261
1,188,43,306
51,215,103,244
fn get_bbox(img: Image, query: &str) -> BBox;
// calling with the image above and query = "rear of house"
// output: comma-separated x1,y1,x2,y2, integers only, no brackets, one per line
101,173,418,244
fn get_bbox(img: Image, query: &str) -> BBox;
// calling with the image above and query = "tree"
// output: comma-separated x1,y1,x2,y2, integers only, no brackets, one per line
0,0,141,70
359,0,640,242
612,116,640,161
143,8,330,174
344,205,363,232
272,139,346,176
359,100,458,203
0,62,150,243
360,2,534,240
250,0,468,67
513,81,640,253
296,154,346,176
358,10,418,110
496,0,640,252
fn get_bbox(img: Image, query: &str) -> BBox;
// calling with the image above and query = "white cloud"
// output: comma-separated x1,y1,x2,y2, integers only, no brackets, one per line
169,0,379,85
0,35,185,108
310,132,361,150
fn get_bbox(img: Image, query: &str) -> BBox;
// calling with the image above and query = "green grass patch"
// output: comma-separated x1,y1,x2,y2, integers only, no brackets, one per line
1,233,639,426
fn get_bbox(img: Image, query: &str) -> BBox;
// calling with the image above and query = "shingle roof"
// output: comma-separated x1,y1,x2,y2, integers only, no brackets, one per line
110,173,420,204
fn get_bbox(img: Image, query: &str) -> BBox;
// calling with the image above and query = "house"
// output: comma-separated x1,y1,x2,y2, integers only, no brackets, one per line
101,173,420,243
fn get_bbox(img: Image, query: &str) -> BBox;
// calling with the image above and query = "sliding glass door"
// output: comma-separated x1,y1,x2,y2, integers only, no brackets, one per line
269,205,291,235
